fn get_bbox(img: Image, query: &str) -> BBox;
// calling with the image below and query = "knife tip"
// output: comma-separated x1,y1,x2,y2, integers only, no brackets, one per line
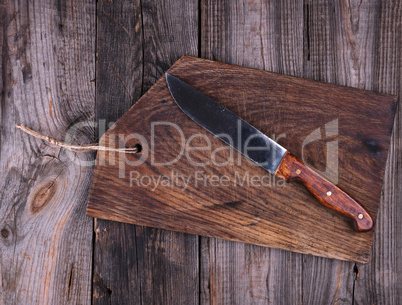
166,73,179,91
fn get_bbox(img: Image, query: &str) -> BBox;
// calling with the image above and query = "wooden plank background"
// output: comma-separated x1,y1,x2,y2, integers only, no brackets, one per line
0,0,95,304
0,0,400,304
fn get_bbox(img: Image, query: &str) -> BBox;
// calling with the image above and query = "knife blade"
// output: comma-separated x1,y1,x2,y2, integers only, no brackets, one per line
166,73,373,232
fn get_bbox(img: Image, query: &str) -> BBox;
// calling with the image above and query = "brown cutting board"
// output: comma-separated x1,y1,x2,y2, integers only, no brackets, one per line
87,56,397,263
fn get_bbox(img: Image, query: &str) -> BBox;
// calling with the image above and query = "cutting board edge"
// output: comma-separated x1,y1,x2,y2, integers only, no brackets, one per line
87,56,395,263
176,55,399,102
85,208,371,264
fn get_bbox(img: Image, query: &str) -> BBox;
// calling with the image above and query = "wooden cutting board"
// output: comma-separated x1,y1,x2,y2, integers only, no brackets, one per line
87,56,397,263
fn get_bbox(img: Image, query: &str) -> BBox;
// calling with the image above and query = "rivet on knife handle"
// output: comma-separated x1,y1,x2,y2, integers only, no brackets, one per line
166,73,374,232
275,152,374,232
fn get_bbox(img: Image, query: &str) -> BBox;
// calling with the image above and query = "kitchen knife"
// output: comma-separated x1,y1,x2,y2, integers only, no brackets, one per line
165,73,373,232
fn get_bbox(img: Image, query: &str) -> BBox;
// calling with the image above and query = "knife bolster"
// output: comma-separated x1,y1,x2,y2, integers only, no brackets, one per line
275,152,374,232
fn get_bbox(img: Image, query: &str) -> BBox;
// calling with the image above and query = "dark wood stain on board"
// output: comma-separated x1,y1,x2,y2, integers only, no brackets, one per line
87,56,397,264
1,0,400,304
93,1,199,305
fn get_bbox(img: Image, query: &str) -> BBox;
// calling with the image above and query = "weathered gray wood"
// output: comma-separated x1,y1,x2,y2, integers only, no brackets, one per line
200,0,304,304
200,0,401,303
96,0,144,121
142,0,199,91
302,258,355,304
353,0,402,303
88,56,395,262
303,0,401,303
0,0,95,304
93,219,140,304
135,228,199,305
200,238,303,305
93,1,143,303
302,0,398,303
136,2,200,302
93,0,199,304
301,0,364,303
2,0,398,303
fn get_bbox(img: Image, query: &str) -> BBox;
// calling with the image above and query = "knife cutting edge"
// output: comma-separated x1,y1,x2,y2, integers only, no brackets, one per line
165,73,374,232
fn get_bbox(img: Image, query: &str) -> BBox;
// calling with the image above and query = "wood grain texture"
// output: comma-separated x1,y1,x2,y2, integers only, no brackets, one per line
138,7,200,303
87,56,396,263
93,1,200,304
200,238,303,305
93,219,140,304
93,1,142,303
275,152,374,232
352,0,402,303
301,0,367,304
0,0,95,304
303,0,401,304
1,0,397,303
200,1,305,304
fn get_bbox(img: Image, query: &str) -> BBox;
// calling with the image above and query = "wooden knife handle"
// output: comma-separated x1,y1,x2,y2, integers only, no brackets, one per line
275,152,373,232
